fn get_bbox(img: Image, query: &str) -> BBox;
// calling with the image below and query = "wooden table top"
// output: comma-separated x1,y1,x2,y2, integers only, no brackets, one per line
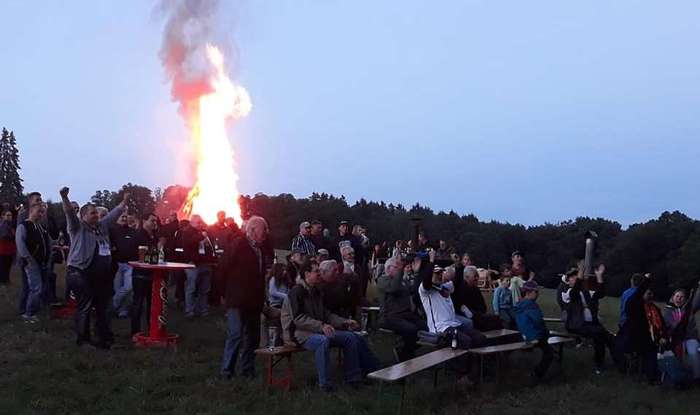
368,348,468,382
128,261,196,271
482,329,520,339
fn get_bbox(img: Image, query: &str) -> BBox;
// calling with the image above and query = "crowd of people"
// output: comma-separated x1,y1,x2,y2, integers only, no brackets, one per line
2,190,700,392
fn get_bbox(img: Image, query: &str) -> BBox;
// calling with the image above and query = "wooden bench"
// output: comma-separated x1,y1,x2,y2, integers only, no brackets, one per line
254,345,305,391
368,348,469,414
543,317,564,323
469,336,575,383
416,328,521,348
360,306,381,331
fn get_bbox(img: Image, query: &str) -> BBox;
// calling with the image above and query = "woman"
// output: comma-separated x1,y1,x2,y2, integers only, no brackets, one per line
0,210,16,284
268,263,291,308
663,286,700,380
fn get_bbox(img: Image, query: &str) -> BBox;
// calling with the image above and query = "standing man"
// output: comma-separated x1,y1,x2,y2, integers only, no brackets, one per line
16,201,51,323
60,187,128,349
180,215,214,318
220,215,269,379
111,212,138,318
309,220,330,253
291,221,315,257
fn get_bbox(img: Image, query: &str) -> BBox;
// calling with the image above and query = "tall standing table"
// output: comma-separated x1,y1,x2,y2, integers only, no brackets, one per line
128,261,195,348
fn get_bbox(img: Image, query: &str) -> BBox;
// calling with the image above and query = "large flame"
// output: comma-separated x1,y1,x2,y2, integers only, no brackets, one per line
180,44,251,225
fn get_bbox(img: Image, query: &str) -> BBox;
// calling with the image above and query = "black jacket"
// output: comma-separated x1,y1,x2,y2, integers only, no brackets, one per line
21,220,51,265
110,224,139,263
220,237,266,312
562,279,605,331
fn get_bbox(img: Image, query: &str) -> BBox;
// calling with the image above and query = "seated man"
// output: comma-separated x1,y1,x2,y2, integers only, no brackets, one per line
376,255,427,361
418,252,485,349
453,266,503,331
319,259,361,319
281,260,378,392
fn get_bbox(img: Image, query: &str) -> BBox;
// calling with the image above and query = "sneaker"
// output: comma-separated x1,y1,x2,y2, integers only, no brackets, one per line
185,312,196,319
22,314,39,324
199,311,210,318
594,367,603,375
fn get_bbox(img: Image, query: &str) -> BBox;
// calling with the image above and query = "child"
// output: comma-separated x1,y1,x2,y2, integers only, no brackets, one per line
492,274,516,329
507,262,525,304
514,280,553,380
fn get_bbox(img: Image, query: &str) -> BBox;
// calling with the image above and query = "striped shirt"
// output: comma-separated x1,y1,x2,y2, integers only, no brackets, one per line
291,234,315,256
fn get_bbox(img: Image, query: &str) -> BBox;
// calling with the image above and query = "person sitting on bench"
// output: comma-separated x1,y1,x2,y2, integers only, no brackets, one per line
376,255,427,361
452,266,503,331
319,259,362,320
281,259,378,392
560,261,622,375
417,251,486,348
514,280,553,381
493,273,517,329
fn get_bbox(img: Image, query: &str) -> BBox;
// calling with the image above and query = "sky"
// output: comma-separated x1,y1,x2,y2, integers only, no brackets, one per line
1,0,699,227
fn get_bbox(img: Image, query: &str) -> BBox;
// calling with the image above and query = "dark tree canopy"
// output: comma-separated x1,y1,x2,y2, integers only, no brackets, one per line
0,128,24,205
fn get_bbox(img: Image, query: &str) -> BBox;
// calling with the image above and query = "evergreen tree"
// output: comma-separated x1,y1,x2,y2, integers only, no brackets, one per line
0,128,23,204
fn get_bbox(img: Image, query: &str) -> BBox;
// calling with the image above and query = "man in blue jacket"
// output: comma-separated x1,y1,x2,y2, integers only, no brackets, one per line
514,280,553,380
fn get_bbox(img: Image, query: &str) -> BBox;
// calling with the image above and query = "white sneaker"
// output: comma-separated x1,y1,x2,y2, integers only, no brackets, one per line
22,314,39,324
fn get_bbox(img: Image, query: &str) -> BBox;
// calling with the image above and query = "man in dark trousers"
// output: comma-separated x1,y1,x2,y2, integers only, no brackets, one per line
60,186,128,349
219,215,269,379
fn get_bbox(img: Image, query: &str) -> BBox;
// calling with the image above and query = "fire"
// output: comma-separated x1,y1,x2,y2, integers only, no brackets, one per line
180,44,251,225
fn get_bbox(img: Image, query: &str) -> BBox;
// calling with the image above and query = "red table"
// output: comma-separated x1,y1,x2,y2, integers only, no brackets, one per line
128,261,195,348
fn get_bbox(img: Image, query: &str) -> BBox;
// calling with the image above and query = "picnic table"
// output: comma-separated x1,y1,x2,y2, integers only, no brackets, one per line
128,261,195,348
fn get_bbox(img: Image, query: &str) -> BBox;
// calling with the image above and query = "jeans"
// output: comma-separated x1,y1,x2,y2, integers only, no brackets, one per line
221,308,261,378
41,259,58,305
185,265,211,315
684,339,700,379
303,331,379,387
455,315,475,331
112,262,133,315
131,277,152,336
381,313,428,361
67,267,113,345
21,261,46,317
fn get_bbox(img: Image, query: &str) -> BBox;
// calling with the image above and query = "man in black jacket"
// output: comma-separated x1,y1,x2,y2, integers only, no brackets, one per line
453,266,503,331
219,215,268,379
111,212,139,318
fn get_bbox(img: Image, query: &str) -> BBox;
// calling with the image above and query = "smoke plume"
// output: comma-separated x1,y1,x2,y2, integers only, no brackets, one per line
157,0,223,117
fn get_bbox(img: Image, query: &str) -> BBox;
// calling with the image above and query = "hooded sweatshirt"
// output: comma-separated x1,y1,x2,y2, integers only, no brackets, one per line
514,298,549,342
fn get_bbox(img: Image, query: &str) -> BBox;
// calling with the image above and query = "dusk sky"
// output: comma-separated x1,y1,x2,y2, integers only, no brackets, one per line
1,1,698,227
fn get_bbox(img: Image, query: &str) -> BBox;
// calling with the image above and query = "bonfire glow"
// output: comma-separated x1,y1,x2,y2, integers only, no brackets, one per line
180,44,251,225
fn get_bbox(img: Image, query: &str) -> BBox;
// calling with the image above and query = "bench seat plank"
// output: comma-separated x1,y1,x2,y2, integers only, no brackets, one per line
368,348,468,382
469,336,574,355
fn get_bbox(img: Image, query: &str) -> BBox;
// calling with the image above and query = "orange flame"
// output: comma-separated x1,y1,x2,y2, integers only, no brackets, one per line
180,44,251,225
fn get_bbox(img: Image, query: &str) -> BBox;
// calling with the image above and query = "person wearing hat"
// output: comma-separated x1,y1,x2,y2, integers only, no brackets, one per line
560,260,621,374
316,248,330,262
290,221,315,257
514,280,553,381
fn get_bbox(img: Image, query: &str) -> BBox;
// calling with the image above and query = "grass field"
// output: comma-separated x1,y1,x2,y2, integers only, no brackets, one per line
0,267,698,415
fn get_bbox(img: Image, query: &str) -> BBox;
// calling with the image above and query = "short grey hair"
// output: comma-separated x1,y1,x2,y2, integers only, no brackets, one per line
319,260,337,274
340,245,355,256
385,256,402,270
463,265,478,278
246,215,268,237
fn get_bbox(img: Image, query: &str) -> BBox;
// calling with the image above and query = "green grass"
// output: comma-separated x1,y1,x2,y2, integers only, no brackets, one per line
0,267,698,415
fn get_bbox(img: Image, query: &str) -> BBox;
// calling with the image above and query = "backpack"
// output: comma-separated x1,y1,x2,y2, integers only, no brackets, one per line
658,351,692,389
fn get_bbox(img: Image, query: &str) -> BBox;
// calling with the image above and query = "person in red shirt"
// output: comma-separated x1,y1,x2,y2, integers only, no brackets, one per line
0,210,16,285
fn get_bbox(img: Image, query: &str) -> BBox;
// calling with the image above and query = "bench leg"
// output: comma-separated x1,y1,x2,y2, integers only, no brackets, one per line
398,380,407,415
433,367,439,388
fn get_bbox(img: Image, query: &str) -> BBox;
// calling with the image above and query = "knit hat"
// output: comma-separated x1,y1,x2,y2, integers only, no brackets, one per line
522,280,539,293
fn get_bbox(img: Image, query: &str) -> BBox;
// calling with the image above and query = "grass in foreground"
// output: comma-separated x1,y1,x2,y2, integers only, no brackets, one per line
0,268,698,415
